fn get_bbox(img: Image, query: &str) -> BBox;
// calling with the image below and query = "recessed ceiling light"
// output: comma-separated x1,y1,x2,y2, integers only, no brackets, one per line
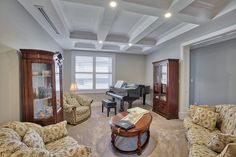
128,43,132,47
98,40,103,44
110,1,117,8
164,12,172,18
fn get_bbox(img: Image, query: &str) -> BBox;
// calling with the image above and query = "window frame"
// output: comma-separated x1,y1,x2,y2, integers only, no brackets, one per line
71,51,116,93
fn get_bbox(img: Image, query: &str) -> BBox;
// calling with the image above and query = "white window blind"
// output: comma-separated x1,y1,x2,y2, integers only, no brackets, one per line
72,52,115,92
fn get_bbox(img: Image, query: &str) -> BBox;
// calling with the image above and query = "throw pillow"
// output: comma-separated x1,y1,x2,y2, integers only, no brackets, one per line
0,128,21,141
192,108,218,131
22,128,45,149
43,121,68,144
189,105,216,118
207,133,236,153
3,121,27,137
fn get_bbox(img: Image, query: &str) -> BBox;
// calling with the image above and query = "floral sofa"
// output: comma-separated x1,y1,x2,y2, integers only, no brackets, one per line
0,121,91,157
63,93,93,125
184,104,236,157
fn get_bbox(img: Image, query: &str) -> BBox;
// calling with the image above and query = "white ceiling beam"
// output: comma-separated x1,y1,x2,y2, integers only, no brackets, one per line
62,0,209,25
156,23,199,46
212,0,236,19
96,5,120,50
168,0,195,14
70,31,155,47
51,0,72,33
127,0,196,45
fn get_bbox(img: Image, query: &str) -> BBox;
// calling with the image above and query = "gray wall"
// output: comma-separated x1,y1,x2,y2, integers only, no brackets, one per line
190,38,236,105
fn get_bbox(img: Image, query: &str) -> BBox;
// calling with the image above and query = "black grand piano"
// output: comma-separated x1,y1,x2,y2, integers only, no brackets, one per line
106,81,150,111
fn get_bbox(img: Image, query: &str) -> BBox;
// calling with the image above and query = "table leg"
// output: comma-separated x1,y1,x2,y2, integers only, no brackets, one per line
111,133,115,144
137,133,142,155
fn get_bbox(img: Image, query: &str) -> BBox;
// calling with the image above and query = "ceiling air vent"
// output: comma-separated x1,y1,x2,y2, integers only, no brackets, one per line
35,5,60,34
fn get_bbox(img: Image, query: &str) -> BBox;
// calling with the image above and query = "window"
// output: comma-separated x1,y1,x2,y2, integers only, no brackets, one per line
72,52,115,92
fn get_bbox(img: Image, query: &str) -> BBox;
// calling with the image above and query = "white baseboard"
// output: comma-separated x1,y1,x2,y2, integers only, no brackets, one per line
179,112,188,120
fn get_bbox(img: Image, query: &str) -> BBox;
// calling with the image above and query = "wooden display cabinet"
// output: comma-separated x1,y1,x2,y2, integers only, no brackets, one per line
21,49,64,126
152,59,179,119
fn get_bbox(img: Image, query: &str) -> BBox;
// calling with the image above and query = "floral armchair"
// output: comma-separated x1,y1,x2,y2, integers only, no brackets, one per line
63,93,93,125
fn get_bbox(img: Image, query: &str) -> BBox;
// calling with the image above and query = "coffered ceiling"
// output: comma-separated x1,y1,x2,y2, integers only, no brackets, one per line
17,0,236,54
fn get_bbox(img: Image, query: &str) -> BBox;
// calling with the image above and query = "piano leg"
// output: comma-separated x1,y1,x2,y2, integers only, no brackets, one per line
120,100,124,112
143,94,146,105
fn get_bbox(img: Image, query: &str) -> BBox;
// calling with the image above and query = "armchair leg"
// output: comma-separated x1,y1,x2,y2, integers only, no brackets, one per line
102,104,104,112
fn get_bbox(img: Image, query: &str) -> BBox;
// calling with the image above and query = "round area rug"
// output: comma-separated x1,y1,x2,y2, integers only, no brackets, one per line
68,106,157,157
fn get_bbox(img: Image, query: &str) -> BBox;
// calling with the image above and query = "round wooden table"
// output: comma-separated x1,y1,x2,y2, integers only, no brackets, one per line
109,111,152,155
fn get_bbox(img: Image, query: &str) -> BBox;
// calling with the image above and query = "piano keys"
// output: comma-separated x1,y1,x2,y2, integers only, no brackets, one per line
106,83,150,111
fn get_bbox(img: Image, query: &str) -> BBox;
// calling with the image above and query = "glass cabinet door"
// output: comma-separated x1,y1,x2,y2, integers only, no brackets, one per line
32,63,53,119
55,63,61,112
160,64,167,102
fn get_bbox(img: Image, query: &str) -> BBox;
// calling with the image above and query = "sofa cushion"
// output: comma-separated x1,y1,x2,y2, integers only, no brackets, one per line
219,107,236,135
43,121,68,144
3,121,27,137
190,144,218,157
24,122,44,137
0,139,28,157
0,128,21,141
215,105,235,130
11,148,50,157
189,105,216,118
46,136,91,157
23,128,45,149
76,106,90,115
192,108,219,131
187,126,220,146
207,133,236,153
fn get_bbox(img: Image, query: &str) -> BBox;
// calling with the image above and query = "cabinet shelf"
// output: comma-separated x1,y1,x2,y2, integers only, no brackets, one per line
32,75,51,78
34,97,52,101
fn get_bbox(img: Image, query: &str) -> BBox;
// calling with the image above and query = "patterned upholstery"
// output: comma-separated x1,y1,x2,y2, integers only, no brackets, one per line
63,93,93,125
189,144,218,157
192,108,219,131
184,104,236,157
22,128,45,149
189,105,216,118
207,134,236,153
46,136,92,157
43,121,68,144
0,121,92,157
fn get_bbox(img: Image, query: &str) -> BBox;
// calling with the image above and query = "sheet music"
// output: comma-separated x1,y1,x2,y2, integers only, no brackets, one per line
114,80,125,88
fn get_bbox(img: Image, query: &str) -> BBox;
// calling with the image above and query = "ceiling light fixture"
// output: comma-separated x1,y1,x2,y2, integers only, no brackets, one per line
110,1,117,8
98,40,103,44
128,43,132,47
164,12,172,18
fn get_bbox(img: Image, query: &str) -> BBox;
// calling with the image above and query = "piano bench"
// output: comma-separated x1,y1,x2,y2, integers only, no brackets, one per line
102,99,117,117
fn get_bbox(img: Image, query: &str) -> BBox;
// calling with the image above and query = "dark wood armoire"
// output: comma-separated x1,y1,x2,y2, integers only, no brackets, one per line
152,59,179,119
21,49,64,126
